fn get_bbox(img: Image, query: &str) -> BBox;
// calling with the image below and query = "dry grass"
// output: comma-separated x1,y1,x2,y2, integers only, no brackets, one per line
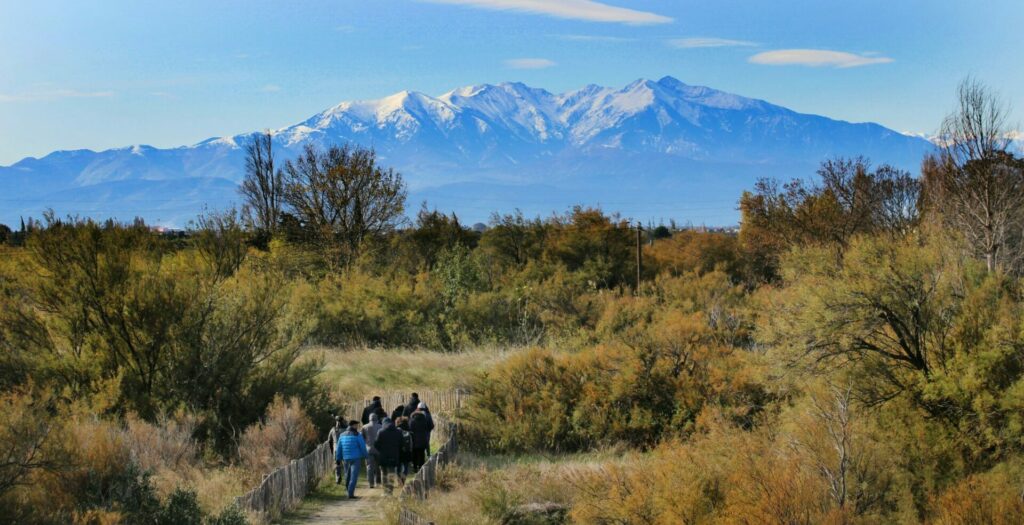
120,413,251,515
309,346,515,400
239,395,318,485
400,450,623,525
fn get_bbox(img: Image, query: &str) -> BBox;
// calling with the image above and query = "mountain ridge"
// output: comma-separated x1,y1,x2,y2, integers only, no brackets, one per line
0,76,935,226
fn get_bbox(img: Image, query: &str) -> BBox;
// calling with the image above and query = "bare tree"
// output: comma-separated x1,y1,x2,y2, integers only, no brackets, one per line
282,143,406,264
809,384,854,509
926,78,1024,272
941,77,1012,167
239,131,283,234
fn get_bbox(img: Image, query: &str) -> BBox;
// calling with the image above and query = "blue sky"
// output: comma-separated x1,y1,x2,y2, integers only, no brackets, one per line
1,0,1021,165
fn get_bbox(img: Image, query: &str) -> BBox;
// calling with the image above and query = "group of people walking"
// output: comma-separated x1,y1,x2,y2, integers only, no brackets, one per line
328,393,435,499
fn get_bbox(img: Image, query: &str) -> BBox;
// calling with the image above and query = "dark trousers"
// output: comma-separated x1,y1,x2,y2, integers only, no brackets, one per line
366,453,381,487
380,463,400,493
412,447,427,470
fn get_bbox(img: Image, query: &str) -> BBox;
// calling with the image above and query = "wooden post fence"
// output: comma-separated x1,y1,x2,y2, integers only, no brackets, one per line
232,438,334,523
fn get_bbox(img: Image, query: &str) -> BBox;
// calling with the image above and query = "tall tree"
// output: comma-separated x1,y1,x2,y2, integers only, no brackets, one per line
925,78,1024,272
239,131,283,235
282,143,406,264
739,157,920,282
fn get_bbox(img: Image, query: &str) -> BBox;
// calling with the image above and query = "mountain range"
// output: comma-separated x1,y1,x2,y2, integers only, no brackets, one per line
0,76,936,227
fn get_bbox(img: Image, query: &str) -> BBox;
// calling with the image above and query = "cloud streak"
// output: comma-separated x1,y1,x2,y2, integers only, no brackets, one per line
504,58,557,69
555,34,636,43
670,37,758,49
0,89,115,103
423,0,671,25
749,49,893,68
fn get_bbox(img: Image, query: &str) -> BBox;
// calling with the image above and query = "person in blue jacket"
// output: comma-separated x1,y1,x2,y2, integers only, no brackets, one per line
336,419,367,499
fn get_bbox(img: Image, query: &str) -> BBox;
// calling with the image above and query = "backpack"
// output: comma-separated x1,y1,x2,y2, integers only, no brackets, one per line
400,430,413,454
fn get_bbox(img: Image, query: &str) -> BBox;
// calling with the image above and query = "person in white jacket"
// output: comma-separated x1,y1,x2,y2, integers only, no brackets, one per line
327,416,345,484
361,413,383,488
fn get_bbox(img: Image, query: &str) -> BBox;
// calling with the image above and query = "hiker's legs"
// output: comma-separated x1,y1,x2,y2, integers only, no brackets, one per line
334,460,343,484
344,460,360,497
412,447,426,470
381,464,395,494
367,455,380,487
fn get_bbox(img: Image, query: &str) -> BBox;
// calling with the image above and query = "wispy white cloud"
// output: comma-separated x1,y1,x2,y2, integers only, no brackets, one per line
260,84,282,93
0,89,115,103
150,91,179,100
504,58,557,69
749,49,893,68
422,0,672,25
669,37,758,49
555,34,636,43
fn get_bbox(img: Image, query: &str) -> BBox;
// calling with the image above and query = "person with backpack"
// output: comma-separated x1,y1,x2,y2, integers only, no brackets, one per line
327,416,345,484
402,392,421,417
361,396,387,425
336,420,367,499
409,407,434,470
361,413,382,488
390,403,405,422
417,402,435,454
373,417,403,494
395,416,414,483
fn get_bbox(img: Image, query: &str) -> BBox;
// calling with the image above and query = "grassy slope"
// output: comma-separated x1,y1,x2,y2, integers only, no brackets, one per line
310,346,514,401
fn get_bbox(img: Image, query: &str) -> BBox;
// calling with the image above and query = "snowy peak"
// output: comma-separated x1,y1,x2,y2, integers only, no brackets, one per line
277,77,784,148
314,90,449,126
440,82,561,141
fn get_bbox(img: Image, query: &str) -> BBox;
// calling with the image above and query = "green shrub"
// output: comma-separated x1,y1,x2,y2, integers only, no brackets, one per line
157,488,204,525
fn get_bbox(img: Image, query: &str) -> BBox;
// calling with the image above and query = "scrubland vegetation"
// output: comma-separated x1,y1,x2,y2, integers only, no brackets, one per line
0,79,1022,524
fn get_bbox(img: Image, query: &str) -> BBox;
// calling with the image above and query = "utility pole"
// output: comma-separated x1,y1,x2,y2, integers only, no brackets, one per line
635,222,643,295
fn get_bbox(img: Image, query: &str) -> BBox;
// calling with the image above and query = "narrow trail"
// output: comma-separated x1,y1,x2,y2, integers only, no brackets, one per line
278,474,391,525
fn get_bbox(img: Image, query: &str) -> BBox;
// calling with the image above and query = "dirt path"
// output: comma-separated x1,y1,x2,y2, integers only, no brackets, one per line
278,473,393,525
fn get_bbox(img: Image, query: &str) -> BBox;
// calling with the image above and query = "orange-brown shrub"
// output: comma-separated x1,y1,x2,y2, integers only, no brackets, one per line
238,395,317,482
930,462,1024,525
125,411,200,473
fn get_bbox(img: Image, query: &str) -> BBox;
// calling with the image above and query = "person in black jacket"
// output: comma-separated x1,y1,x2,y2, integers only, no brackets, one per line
361,397,387,425
373,417,404,494
413,402,435,452
409,408,434,470
402,393,421,417
395,416,414,483
390,404,405,422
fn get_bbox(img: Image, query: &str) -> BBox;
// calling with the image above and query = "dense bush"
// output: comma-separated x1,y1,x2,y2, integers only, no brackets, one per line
0,217,329,451
462,270,765,452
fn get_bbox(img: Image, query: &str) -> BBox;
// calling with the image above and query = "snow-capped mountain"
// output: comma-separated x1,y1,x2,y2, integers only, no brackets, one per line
0,76,935,226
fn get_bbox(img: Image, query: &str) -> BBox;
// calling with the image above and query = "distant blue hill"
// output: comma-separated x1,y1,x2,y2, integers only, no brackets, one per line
0,76,935,227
